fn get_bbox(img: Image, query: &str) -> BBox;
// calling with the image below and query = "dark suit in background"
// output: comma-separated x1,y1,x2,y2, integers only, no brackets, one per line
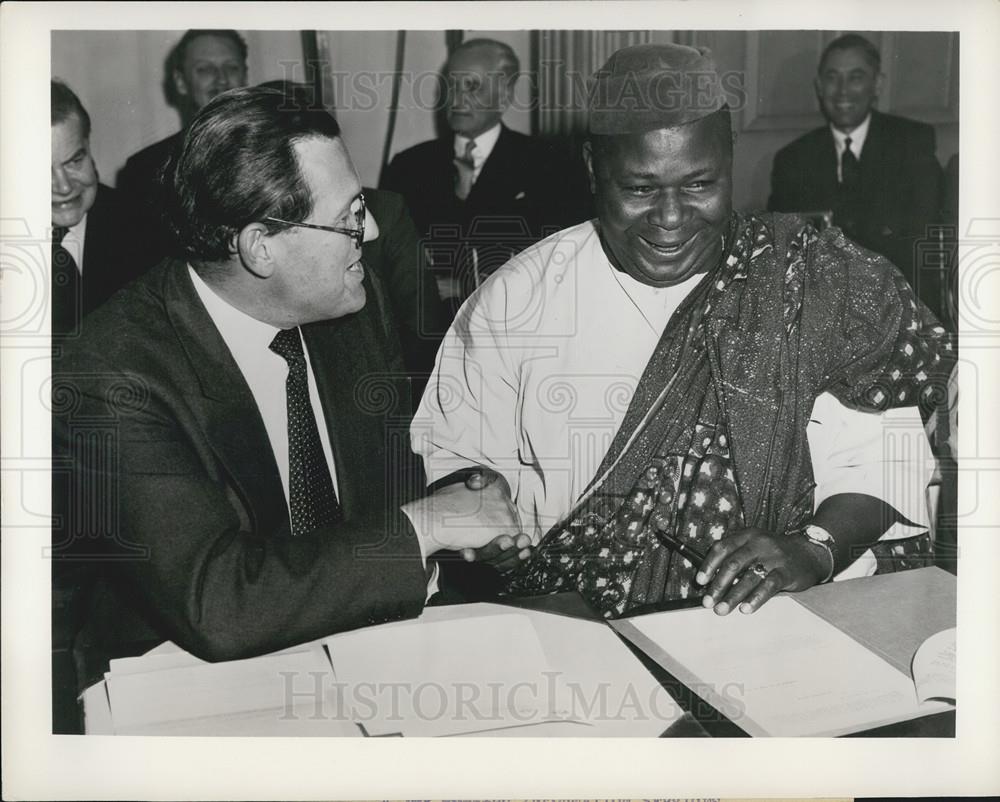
769,110,944,317
116,131,183,270
381,125,592,300
362,189,449,385
54,183,147,333
53,259,429,693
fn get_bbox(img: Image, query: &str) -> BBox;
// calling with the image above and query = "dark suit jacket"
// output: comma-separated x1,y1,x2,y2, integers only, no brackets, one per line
53,259,429,674
116,131,184,269
362,188,448,379
67,184,146,317
768,111,943,307
380,125,592,288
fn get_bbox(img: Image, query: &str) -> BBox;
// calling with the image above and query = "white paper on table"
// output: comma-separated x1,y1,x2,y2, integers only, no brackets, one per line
105,644,359,736
324,612,574,737
912,627,956,703
613,596,952,737
347,603,685,737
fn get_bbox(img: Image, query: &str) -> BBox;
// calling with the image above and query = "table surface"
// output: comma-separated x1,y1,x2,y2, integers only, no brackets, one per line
72,577,955,738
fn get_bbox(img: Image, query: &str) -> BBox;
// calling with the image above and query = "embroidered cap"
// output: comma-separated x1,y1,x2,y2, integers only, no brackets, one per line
589,43,726,135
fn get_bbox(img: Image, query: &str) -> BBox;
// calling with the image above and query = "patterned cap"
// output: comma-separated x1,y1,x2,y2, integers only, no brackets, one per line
589,43,726,135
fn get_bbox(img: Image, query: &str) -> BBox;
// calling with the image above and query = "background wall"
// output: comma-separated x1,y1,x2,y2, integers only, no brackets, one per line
684,29,960,211
318,30,531,188
51,30,304,187
51,29,958,211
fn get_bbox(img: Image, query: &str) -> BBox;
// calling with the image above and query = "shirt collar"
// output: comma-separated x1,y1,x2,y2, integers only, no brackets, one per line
454,122,502,168
830,113,872,156
58,213,88,273
188,264,283,364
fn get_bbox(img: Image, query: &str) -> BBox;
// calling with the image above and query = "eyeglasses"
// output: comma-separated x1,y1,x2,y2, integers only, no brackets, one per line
264,192,366,249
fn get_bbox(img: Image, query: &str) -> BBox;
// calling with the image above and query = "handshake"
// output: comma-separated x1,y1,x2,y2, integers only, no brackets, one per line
401,469,533,573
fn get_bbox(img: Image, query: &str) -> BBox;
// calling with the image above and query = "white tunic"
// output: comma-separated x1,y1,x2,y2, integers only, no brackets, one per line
413,221,933,578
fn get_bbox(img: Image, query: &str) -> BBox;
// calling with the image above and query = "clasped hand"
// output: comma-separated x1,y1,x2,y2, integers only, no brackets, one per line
694,527,830,615
403,469,530,562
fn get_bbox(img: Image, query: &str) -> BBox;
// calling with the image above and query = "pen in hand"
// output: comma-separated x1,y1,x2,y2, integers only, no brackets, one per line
653,529,708,567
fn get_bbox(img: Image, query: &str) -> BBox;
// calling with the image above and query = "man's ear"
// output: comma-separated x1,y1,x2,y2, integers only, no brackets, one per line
582,140,597,195
873,71,885,99
173,69,189,99
237,222,278,279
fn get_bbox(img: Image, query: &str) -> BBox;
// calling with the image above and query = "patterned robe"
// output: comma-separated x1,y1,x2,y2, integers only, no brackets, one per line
508,213,953,617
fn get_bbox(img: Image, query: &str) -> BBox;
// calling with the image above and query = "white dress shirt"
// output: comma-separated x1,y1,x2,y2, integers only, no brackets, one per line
189,266,340,504
190,267,438,595
831,113,871,183
454,122,502,183
59,214,88,275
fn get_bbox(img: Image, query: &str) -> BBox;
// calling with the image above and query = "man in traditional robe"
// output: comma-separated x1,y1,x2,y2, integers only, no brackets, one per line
413,44,953,619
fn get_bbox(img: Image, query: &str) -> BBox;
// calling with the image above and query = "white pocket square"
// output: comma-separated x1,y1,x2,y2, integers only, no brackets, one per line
514,191,526,200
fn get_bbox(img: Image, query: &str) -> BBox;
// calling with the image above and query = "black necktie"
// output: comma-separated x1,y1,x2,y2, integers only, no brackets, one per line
841,137,861,190
51,225,81,337
269,328,343,535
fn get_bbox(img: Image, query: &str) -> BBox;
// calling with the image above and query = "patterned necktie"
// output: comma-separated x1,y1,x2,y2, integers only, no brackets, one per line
840,136,861,189
51,225,82,337
269,327,343,535
454,138,477,201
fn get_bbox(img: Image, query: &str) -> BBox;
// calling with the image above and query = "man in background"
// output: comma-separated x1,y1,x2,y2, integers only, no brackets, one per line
117,29,249,267
768,34,944,318
381,37,591,305
50,80,144,336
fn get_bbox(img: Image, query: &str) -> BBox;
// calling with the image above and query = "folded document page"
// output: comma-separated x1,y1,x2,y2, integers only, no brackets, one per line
325,603,685,737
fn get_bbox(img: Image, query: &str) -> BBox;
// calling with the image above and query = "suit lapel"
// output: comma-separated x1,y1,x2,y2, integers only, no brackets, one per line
81,186,113,312
816,128,840,205
162,262,290,536
467,125,516,207
858,111,887,197
303,322,355,516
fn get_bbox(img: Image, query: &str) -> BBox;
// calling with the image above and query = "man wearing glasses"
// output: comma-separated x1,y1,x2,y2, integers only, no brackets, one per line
52,87,518,691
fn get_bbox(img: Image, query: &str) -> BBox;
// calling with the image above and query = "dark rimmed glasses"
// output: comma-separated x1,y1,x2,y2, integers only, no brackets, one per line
265,192,366,249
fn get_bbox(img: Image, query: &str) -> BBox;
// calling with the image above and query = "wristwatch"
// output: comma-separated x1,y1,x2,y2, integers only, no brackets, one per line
791,523,837,584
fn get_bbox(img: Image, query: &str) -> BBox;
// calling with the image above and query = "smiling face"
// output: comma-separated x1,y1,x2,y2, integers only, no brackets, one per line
174,33,248,112
266,136,378,326
815,46,882,133
51,113,98,228
584,114,733,288
445,44,514,139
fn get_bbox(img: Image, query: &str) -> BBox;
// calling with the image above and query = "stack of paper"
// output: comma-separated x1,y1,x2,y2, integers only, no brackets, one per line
102,644,360,736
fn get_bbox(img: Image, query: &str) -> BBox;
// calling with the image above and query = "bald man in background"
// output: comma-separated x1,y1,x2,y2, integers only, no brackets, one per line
381,38,591,304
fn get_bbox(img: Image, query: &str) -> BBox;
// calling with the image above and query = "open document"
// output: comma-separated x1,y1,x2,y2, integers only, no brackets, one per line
323,603,684,737
612,593,954,737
